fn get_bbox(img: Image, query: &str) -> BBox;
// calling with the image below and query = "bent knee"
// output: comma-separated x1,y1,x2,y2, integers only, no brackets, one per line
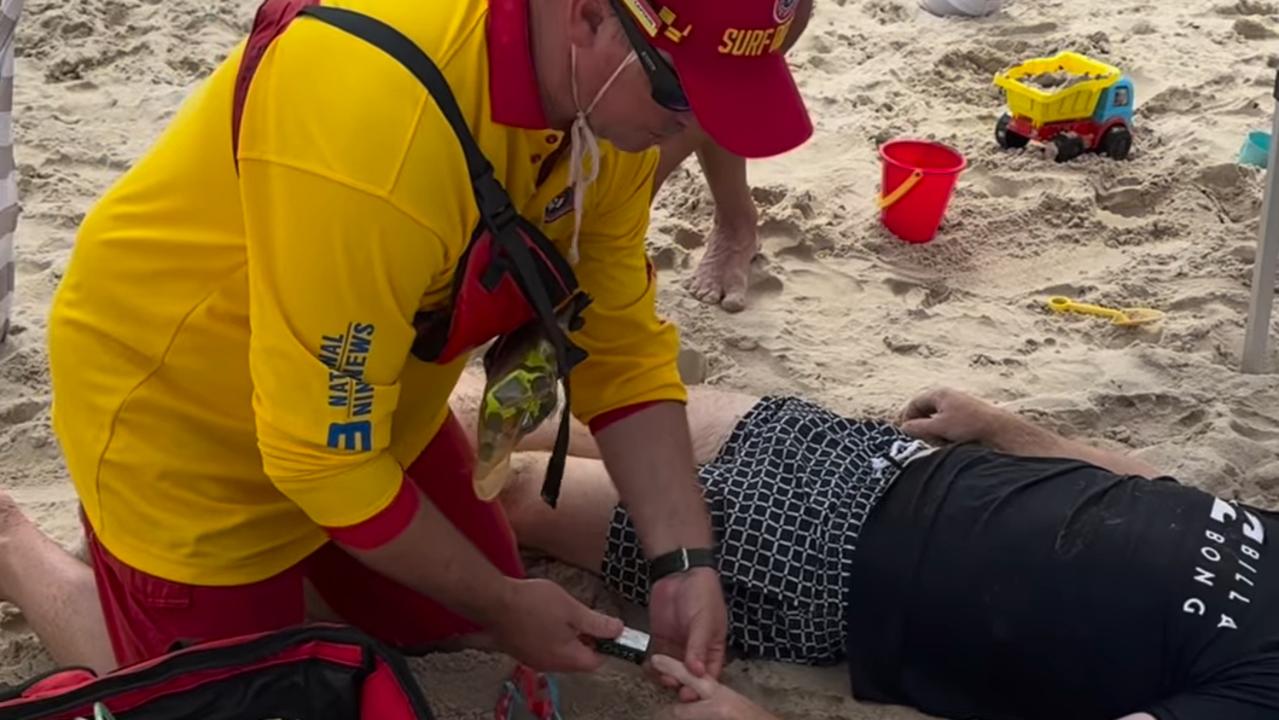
498,452,550,535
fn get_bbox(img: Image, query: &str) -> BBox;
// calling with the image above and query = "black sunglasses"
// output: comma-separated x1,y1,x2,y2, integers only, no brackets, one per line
607,0,691,112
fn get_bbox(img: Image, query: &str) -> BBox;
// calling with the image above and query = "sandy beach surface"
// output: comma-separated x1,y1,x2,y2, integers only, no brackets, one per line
3,0,1279,717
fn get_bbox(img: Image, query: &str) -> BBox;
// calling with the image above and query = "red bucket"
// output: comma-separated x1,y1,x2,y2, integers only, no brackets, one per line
878,140,967,244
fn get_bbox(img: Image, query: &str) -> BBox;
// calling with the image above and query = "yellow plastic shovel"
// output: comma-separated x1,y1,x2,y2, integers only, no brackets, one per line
1046,296,1165,327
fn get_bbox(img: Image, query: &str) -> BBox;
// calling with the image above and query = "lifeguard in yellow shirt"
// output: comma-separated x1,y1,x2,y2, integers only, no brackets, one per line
15,0,813,688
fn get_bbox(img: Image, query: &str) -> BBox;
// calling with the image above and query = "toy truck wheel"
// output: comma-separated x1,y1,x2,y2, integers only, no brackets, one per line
996,114,1030,149
1052,133,1086,163
1100,125,1133,160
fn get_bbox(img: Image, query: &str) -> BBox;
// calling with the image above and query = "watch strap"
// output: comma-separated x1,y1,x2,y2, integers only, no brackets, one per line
648,547,716,584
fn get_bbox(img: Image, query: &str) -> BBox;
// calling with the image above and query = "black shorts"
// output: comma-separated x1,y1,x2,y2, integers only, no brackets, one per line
847,444,1279,720
600,396,930,663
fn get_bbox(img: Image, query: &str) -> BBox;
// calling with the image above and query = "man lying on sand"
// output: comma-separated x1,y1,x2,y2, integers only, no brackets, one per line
453,378,1279,720
1,378,1274,718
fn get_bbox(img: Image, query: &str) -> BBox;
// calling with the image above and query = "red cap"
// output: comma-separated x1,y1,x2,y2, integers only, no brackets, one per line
619,0,813,159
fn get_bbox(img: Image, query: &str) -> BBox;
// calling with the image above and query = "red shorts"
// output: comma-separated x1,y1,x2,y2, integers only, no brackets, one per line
87,413,524,667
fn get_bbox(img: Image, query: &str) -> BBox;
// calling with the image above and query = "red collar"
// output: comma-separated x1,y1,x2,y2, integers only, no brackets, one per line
487,0,550,129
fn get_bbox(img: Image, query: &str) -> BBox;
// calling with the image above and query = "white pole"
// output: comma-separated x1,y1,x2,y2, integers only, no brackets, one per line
0,0,20,346
1242,70,1279,374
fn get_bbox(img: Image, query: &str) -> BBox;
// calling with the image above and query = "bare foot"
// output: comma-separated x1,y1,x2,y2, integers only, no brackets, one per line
685,213,760,314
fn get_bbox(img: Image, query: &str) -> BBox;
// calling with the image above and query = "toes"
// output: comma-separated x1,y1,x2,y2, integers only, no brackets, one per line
719,268,750,313
720,292,747,313
685,274,725,306
692,284,724,305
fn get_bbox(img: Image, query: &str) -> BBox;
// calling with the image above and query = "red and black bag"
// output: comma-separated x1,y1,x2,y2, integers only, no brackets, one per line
0,625,434,720
233,2,591,507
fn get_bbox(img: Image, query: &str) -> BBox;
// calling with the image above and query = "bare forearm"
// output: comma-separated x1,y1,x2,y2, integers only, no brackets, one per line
986,414,1161,478
343,489,511,627
594,402,714,558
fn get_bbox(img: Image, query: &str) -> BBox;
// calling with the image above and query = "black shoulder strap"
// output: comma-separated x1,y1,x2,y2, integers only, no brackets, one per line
300,6,515,227
301,5,583,509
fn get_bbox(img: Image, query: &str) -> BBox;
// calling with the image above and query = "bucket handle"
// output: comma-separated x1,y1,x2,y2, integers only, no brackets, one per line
878,170,924,210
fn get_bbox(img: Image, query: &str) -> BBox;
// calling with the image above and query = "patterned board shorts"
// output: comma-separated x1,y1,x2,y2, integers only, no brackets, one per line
601,396,931,665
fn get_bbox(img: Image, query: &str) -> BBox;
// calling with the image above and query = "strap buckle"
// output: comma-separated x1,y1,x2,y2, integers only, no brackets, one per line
474,167,517,232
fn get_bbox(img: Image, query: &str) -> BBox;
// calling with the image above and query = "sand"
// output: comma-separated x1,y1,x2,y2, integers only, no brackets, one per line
2,0,1279,717
1023,70,1101,90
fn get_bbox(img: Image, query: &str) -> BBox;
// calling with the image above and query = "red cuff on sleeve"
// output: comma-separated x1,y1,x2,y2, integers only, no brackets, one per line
588,400,666,435
324,476,420,550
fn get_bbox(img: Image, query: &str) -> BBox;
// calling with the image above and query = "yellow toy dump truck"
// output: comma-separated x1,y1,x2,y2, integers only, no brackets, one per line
993,51,1134,162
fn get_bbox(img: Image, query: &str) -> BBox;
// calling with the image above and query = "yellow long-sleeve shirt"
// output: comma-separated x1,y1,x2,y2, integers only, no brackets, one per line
48,0,685,586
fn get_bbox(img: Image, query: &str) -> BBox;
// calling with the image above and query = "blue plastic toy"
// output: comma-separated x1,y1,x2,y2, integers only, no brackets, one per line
1240,130,1271,169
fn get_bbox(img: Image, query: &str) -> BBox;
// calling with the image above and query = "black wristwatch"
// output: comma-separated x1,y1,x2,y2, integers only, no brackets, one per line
649,547,717,584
